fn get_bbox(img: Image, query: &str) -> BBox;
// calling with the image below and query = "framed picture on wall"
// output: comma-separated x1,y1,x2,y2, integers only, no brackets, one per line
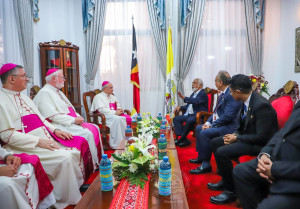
295,27,300,72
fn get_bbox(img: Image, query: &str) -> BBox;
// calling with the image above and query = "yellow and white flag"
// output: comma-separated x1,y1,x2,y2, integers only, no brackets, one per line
165,26,176,116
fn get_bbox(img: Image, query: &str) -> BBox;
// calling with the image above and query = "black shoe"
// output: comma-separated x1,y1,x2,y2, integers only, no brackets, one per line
175,139,183,146
210,190,237,204
79,184,90,192
178,140,191,147
190,166,212,174
189,158,203,164
207,180,225,191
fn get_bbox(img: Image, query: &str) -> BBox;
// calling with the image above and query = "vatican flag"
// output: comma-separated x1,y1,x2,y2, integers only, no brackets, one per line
165,26,176,116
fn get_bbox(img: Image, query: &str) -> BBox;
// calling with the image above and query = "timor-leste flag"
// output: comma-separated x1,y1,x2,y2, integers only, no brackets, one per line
130,24,140,114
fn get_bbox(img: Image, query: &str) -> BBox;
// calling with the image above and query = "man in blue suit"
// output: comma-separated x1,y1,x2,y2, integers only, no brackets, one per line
190,71,242,174
173,78,208,147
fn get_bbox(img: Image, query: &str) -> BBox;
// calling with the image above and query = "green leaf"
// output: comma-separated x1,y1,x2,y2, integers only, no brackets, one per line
112,161,129,168
132,156,148,165
112,153,130,164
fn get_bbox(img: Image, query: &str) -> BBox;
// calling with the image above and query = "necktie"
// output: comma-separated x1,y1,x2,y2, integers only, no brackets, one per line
214,93,224,113
242,103,247,119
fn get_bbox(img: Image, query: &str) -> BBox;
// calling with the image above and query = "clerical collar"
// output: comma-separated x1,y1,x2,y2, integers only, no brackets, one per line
102,91,111,97
1,87,20,95
46,83,59,91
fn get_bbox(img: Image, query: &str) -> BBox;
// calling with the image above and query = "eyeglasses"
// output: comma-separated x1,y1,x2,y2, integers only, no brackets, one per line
11,74,28,79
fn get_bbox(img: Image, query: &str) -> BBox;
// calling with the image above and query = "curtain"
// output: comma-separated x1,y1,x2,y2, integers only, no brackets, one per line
13,0,34,85
177,0,206,105
244,0,264,75
82,0,95,31
84,0,107,90
0,0,23,81
147,0,167,80
94,0,165,116
180,0,192,28
185,0,251,97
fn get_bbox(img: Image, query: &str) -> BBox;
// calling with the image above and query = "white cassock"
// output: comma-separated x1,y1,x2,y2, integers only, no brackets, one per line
90,92,126,149
33,84,103,165
0,146,56,209
0,88,84,209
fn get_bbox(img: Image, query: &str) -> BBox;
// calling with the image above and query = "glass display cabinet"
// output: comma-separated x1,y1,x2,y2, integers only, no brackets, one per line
39,40,82,114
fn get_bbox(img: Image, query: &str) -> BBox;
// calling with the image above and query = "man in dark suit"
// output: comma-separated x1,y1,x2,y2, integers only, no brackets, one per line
190,71,242,174
233,101,300,209
173,78,208,147
208,74,278,204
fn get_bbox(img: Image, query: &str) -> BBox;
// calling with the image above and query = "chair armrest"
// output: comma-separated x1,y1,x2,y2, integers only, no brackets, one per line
89,111,106,126
196,111,213,124
174,108,186,116
124,109,131,115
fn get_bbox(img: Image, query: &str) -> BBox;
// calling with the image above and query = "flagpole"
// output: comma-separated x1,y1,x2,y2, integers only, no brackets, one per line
132,15,134,25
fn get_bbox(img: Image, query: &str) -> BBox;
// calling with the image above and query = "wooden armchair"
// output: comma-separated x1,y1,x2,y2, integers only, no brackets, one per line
174,87,219,137
30,85,41,99
195,87,219,125
82,89,131,150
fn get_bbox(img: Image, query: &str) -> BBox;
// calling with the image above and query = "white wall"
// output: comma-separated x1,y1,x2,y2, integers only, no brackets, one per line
263,0,300,95
33,0,87,96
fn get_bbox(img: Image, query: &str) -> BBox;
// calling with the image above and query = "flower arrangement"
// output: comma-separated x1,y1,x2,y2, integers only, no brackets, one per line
112,133,159,188
249,74,270,96
136,113,160,139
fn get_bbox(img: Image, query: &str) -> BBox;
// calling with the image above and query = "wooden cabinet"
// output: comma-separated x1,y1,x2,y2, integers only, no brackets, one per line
39,40,82,114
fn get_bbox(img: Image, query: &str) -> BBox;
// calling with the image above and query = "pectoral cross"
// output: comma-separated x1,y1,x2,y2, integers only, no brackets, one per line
21,124,27,133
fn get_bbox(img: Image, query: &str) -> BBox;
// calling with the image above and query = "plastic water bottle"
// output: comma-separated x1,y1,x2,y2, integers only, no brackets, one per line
137,113,142,122
158,134,167,160
125,125,133,144
131,118,137,136
157,113,162,124
159,121,167,136
100,154,113,191
162,116,168,125
159,156,172,196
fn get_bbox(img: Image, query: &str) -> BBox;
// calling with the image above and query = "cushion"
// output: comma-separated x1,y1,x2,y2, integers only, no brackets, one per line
271,95,293,129
207,94,212,112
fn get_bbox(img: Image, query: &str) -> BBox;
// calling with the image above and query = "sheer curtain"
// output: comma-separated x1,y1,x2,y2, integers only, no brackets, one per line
184,0,251,96
93,0,165,116
0,0,23,86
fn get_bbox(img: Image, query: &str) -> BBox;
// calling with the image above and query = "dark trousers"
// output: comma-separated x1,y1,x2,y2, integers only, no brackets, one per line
196,125,235,161
173,114,196,140
233,159,300,209
211,136,262,191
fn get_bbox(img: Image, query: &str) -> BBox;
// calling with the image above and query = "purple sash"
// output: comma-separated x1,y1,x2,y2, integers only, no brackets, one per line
67,107,102,161
21,114,93,181
109,103,132,126
0,153,53,201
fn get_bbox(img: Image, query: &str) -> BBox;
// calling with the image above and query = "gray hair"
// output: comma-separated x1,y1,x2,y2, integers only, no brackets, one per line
195,78,203,87
102,83,109,90
216,70,231,85
45,69,63,83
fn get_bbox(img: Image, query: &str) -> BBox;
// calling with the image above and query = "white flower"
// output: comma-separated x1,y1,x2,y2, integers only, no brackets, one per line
129,163,138,173
149,163,155,170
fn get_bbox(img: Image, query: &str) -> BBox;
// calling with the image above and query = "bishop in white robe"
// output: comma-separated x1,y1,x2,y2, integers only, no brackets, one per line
33,69,103,166
91,81,131,149
0,146,56,209
0,63,86,209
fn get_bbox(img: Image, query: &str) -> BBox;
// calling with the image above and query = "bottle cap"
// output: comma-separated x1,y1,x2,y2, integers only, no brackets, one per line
163,156,169,162
127,125,130,128
162,121,166,125
138,113,141,116
102,154,108,159
159,113,161,115
160,134,165,138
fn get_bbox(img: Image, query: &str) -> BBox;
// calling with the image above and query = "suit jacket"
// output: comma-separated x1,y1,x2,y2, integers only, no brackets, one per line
260,101,300,194
235,91,278,146
207,87,242,130
180,89,208,115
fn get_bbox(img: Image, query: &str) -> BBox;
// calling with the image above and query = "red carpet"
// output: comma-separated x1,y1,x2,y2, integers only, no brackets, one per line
177,133,238,209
